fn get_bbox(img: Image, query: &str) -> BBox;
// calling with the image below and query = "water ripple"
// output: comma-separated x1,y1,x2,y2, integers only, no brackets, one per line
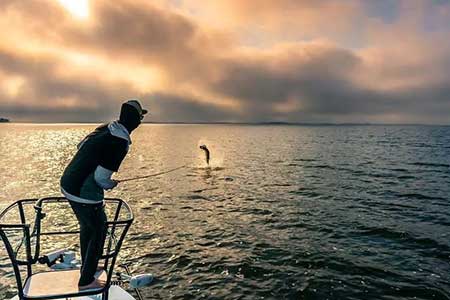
1,124,450,300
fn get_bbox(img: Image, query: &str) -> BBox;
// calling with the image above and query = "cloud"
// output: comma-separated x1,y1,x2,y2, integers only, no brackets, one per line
0,46,134,122
145,92,238,123
206,39,450,123
52,0,229,81
0,0,449,124
177,0,363,43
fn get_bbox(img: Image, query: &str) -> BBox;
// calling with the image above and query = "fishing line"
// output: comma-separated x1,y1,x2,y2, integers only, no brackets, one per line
117,164,187,183
118,144,212,183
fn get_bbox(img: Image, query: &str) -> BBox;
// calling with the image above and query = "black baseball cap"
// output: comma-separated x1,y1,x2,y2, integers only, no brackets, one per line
124,99,148,116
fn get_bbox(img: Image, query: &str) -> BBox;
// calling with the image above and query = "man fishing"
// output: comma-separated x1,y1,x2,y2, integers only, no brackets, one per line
60,99,147,290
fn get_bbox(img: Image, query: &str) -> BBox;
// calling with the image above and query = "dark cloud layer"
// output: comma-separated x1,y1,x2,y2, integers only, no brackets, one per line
0,46,133,122
0,0,449,124
145,93,237,123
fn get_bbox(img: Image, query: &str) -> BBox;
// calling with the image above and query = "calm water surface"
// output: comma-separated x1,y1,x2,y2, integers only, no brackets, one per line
0,124,449,299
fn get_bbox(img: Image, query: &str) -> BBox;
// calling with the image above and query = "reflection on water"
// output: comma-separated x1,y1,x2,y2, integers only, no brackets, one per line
1,124,450,299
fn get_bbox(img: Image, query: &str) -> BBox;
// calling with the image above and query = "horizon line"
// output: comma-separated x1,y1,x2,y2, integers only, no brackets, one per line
1,121,449,126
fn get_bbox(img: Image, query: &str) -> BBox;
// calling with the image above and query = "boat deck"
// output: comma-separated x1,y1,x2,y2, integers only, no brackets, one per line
24,269,106,298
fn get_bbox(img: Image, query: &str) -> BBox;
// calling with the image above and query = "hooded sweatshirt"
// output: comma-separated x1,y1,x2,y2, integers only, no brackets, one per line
60,103,140,204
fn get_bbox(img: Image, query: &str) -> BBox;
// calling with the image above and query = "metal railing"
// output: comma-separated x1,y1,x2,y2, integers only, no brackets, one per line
0,196,134,300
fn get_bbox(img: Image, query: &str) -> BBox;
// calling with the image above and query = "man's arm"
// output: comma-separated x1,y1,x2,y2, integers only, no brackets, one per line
94,165,118,190
97,137,129,190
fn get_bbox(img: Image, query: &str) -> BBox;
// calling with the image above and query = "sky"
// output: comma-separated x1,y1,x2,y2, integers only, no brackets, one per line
1,0,450,124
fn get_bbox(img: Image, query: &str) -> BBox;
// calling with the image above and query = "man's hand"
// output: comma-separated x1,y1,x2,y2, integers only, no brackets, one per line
106,179,119,190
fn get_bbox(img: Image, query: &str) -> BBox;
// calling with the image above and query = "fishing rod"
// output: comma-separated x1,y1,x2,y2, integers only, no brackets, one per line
117,164,187,183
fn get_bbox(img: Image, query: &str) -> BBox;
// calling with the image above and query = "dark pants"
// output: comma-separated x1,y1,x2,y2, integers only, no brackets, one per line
69,200,107,286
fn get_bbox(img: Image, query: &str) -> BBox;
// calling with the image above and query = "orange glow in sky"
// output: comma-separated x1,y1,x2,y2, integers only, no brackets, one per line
0,0,449,124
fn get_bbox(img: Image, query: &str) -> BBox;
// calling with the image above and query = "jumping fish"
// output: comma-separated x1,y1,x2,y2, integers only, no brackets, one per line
199,145,210,165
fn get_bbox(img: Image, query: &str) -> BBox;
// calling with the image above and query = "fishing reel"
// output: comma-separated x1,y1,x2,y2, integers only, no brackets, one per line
112,265,153,300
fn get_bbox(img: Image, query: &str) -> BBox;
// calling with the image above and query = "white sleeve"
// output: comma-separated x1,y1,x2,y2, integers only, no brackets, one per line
94,165,116,189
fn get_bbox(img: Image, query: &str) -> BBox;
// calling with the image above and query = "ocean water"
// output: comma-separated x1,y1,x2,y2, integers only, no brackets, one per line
0,124,449,300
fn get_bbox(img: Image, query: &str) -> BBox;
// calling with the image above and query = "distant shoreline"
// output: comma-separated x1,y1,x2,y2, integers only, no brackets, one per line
142,121,449,126
1,121,448,126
